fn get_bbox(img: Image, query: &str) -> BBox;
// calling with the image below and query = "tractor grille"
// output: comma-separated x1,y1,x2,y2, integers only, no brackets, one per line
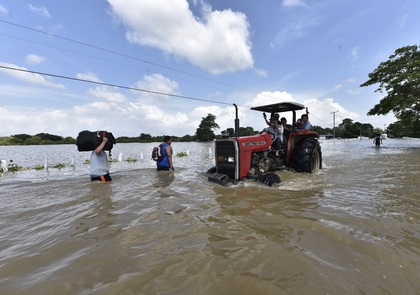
215,140,238,180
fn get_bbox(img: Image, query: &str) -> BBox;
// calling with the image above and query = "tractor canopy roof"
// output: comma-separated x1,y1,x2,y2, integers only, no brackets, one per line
250,101,304,113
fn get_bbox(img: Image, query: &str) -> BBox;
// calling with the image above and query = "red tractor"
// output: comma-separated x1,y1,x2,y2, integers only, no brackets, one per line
207,102,322,186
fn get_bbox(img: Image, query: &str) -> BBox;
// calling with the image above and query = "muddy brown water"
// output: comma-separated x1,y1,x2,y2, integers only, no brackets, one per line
0,139,419,295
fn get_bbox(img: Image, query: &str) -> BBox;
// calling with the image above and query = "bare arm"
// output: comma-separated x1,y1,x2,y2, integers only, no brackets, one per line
263,113,270,126
166,145,173,169
95,137,108,154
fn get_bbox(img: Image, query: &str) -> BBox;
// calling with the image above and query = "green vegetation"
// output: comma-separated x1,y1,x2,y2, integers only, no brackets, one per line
53,163,66,169
126,157,138,163
361,45,420,138
195,114,220,142
0,133,76,146
35,165,45,170
176,152,188,157
0,160,70,173
195,114,220,141
108,157,118,163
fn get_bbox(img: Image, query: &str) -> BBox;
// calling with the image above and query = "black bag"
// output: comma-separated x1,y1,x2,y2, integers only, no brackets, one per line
76,130,116,153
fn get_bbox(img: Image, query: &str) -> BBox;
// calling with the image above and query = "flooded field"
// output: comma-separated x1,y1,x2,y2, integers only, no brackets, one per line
0,138,419,294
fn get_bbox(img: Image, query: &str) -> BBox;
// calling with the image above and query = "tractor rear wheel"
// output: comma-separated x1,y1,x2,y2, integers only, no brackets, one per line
292,137,322,173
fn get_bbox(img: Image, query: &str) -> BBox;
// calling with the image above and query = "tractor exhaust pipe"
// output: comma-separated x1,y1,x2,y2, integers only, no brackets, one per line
233,103,239,138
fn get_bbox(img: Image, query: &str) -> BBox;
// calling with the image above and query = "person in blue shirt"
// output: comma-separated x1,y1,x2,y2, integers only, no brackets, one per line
90,136,112,182
157,136,174,171
297,114,311,131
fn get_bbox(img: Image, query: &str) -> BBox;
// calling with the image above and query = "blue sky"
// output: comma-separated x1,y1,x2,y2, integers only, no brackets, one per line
0,0,419,137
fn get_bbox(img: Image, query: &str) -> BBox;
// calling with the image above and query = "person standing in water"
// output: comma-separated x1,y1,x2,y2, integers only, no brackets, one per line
373,134,383,147
157,135,174,171
90,136,112,182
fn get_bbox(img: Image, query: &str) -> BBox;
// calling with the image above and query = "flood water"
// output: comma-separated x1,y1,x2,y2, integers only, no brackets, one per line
0,138,419,295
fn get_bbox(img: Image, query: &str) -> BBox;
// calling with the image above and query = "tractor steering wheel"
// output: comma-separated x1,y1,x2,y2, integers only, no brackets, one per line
260,130,277,141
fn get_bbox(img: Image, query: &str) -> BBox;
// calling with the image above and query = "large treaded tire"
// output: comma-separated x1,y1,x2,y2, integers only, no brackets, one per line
292,137,322,173
207,166,217,174
259,173,281,186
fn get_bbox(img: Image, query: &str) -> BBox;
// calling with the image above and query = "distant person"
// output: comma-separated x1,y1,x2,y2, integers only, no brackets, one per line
373,134,383,147
157,135,174,171
297,114,311,131
90,136,112,182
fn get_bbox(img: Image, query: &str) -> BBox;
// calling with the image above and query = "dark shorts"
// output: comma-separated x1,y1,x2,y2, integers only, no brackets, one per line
91,173,112,182
157,166,170,171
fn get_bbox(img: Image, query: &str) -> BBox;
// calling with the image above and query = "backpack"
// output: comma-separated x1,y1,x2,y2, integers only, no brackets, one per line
152,144,164,161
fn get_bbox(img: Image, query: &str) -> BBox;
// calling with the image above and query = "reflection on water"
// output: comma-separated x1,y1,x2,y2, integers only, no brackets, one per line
72,183,120,241
0,139,419,294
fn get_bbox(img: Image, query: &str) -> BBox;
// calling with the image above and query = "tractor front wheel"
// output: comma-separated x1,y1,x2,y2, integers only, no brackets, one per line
259,173,281,186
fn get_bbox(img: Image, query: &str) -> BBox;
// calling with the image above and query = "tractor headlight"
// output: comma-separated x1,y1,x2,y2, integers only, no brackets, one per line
227,157,235,162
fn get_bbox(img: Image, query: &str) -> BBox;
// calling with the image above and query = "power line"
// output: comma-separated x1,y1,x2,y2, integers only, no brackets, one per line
0,19,252,93
0,32,241,94
307,112,330,125
0,65,249,107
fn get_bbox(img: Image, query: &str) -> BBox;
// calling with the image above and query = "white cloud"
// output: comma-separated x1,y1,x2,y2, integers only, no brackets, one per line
348,46,360,61
347,89,360,95
0,4,9,15
133,74,179,100
396,13,409,28
0,62,65,89
273,13,321,48
282,0,307,8
87,87,126,103
26,54,46,65
75,72,127,103
246,91,294,107
107,0,253,74
28,4,51,18
302,97,359,127
76,72,103,83
254,68,268,78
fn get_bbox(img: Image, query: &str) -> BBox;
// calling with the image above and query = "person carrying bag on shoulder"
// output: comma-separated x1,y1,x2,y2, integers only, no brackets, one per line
157,135,174,171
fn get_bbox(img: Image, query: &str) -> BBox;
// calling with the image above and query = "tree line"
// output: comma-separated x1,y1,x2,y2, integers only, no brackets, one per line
0,112,411,146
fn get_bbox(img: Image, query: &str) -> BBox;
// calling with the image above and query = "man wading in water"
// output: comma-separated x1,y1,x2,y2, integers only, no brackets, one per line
373,134,383,147
156,136,174,171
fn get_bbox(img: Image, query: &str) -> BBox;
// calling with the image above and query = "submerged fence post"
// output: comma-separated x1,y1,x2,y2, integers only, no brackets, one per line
0,160,8,172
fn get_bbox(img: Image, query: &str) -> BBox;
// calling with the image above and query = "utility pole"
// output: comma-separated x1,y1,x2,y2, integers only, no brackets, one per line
331,110,338,142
